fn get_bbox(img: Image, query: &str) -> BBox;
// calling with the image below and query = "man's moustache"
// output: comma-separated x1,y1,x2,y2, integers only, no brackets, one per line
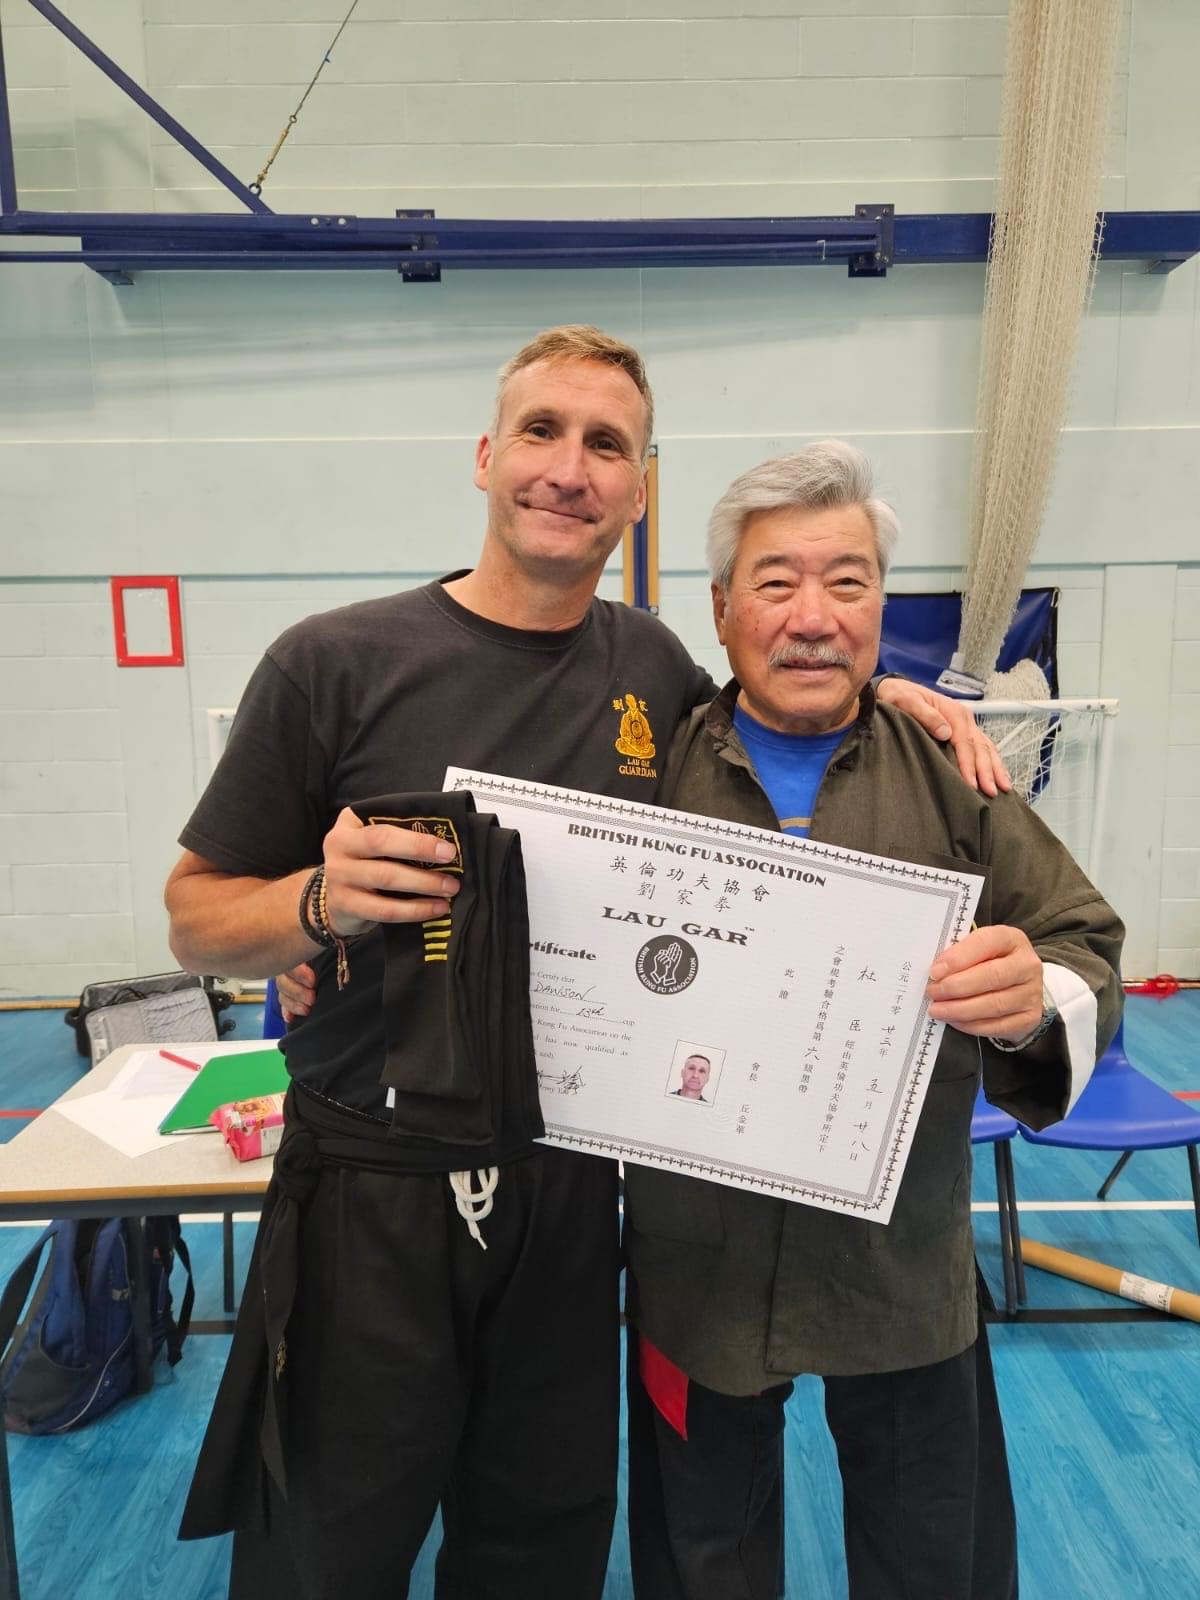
768,644,854,669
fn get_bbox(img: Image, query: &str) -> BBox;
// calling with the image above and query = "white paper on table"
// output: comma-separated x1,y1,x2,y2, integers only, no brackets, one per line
51,1040,281,1160
109,1050,197,1100
52,1060,191,1158
446,768,983,1225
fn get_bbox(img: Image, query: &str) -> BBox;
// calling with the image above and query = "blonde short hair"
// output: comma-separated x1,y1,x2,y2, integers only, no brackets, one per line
492,325,655,461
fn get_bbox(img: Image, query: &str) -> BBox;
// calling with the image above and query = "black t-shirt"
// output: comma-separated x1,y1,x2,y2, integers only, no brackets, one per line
181,575,714,1116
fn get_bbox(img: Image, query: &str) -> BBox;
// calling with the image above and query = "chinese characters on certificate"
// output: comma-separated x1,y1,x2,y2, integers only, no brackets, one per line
446,770,983,1224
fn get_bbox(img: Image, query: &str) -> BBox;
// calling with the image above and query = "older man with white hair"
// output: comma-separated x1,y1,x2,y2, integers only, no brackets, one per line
622,440,1124,1600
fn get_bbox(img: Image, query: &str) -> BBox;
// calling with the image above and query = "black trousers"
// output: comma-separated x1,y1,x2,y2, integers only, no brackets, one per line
627,1321,1018,1600
229,1145,620,1600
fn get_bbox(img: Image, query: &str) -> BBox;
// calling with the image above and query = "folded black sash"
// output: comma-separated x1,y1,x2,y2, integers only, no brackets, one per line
351,790,543,1163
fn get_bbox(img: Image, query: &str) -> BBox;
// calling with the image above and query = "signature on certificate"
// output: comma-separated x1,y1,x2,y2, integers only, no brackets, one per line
537,1067,586,1097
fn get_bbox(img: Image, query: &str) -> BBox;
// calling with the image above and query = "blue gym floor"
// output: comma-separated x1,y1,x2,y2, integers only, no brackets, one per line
0,994,1197,1599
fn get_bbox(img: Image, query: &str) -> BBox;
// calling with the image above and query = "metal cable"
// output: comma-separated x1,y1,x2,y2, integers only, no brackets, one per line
250,0,361,196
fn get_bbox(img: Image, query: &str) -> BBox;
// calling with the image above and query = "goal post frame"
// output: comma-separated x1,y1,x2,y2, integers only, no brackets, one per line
973,696,1119,881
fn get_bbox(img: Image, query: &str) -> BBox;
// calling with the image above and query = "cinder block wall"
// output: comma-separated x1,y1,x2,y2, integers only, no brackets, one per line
1,0,1197,993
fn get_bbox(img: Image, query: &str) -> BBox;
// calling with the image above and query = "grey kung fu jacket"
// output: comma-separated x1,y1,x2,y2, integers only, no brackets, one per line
622,682,1125,1389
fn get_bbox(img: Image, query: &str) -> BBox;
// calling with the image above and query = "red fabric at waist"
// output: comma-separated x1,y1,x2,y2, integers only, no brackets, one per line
638,1333,689,1440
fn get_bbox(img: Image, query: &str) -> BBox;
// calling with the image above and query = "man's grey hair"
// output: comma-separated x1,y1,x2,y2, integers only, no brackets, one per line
706,441,900,590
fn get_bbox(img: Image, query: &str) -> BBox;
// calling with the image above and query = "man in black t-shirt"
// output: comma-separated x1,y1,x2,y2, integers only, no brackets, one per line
167,325,1003,1600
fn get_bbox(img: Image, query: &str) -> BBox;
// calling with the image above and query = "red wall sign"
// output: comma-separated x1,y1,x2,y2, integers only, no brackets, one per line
110,575,185,667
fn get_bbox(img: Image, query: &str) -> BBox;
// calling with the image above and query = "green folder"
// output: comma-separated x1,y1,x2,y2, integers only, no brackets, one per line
158,1047,291,1135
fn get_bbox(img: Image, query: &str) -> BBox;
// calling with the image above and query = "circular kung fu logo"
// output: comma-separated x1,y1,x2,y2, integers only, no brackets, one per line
636,934,699,996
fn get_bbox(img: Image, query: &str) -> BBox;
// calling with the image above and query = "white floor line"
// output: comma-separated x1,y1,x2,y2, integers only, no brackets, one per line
180,1211,261,1224
971,1199,1194,1213
0,1211,263,1229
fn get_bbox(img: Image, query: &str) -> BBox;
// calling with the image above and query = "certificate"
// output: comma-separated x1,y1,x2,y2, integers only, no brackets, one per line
446,769,983,1224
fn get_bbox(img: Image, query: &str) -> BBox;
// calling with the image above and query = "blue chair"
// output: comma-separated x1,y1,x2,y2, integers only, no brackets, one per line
263,976,287,1041
1019,1017,1200,1247
971,1090,1025,1314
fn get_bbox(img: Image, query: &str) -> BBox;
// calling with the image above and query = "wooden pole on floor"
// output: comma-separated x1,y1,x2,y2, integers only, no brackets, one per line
1021,1238,1200,1322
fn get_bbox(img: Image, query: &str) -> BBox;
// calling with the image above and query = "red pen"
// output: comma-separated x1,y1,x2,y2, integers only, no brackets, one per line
160,1049,202,1072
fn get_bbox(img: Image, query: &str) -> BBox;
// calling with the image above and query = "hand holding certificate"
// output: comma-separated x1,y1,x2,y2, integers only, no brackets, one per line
447,768,982,1224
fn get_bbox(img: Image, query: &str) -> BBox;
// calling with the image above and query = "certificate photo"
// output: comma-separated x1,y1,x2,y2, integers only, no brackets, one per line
665,1043,725,1107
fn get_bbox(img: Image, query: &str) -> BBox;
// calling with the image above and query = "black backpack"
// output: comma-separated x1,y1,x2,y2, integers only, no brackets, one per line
0,1216,193,1434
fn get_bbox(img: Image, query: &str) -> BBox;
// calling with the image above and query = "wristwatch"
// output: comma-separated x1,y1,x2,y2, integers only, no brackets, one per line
990,985,1059,1053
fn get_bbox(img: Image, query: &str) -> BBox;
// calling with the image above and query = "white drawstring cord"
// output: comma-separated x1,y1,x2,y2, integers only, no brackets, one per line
449,1167,499,1249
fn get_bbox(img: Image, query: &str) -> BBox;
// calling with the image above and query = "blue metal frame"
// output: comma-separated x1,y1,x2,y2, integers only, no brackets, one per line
1,207,1196,279
0,3,1197,281
630,507,650,611
11,0,269,215
893,210,1200,276
0,22,17,216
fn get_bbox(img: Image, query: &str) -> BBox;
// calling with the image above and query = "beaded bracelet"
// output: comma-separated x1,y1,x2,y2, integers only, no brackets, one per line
298,867,325,946
298,865,351,991
316,868,351,990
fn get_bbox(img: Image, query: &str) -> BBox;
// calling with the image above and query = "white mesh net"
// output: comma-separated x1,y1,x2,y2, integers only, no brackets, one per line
974,697,1118,877
983,657,1051,703
954,0,1123,687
